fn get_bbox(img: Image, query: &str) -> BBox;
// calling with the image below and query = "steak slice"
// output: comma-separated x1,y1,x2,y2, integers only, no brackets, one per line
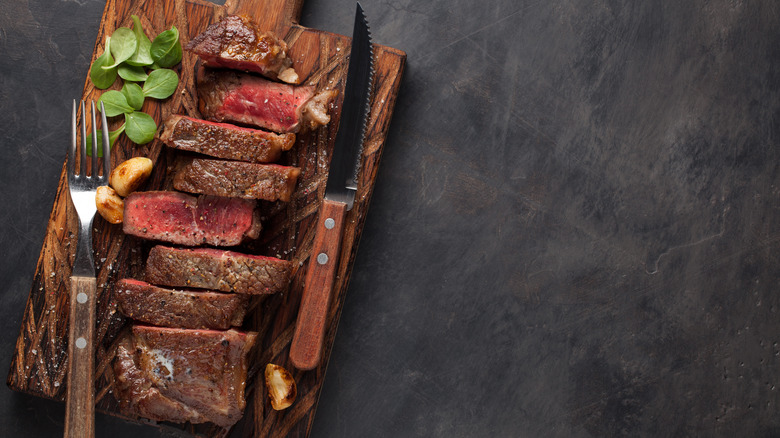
145,246,292,295
159,115,295,163
185,14,299,84
123,191,261,246
113,325,257,428
197,66,338,134
115,279,249,329
173,157,301,202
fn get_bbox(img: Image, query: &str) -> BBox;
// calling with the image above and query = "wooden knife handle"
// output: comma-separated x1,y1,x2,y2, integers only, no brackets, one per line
64,276,96,438
290,199,348,370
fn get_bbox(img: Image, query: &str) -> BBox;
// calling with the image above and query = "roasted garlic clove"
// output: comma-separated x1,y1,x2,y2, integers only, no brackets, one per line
265,363,297,410
95,185,124,224
110,157,153,197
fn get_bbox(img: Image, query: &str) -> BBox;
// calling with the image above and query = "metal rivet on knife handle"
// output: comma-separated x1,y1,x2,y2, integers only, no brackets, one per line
317,253,329,265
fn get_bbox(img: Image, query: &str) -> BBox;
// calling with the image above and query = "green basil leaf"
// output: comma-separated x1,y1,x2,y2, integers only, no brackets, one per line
89,37,117,89
117,64,148,82
122,82,145,110
124,111,157,144
142,68,179,99
98,90,134,117
125,15,153,67
103,27,137,69
150,26,182,68
86,124,125,157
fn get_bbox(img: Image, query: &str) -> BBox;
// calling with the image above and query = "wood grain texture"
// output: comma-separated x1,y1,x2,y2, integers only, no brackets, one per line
64,276,97,438
290,199,348,371
6,0,406,436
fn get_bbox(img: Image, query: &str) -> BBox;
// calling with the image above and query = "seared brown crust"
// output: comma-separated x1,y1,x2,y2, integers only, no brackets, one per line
145,246,293,295
159,115,295,163
123,191,261,247
185,14,298,83
173,157,301,202
113,325,257,428
115,279,249,329
197,66,336,134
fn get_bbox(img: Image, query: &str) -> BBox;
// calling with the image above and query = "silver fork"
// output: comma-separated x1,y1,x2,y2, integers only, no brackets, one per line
64,100,110,438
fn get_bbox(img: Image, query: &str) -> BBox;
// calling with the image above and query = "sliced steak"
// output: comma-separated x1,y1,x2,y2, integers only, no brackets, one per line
159,115,295,163
145,246,292,295
113,325,256,428
197,66,338,133
114,279,249,329
185,14,299,84
123,191,261,246
173,157,301,202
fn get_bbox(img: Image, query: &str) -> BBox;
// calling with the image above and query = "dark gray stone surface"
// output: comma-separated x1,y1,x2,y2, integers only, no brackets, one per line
2,0,780,436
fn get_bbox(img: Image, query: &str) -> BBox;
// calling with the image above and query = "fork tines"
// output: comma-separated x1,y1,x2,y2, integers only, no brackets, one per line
69,99,111,181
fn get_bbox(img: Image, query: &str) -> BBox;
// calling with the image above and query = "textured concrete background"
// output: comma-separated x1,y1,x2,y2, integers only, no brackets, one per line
2,0,780,436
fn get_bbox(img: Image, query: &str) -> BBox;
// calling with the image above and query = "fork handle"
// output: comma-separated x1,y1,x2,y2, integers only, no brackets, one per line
64,276,96,438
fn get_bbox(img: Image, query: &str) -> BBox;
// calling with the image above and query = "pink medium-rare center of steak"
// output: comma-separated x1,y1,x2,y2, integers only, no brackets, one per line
123,191,261,246
198,66,337,134
113,325,257,428
221,77,312,133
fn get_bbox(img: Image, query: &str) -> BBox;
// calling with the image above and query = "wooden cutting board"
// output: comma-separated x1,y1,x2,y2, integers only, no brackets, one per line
6,0,405,436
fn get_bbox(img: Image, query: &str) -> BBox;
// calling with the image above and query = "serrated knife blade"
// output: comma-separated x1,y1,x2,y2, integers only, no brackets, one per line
324,2,374,207
290,2,375,371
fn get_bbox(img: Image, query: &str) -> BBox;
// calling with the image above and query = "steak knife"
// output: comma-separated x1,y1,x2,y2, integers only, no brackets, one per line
289,2,374,371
